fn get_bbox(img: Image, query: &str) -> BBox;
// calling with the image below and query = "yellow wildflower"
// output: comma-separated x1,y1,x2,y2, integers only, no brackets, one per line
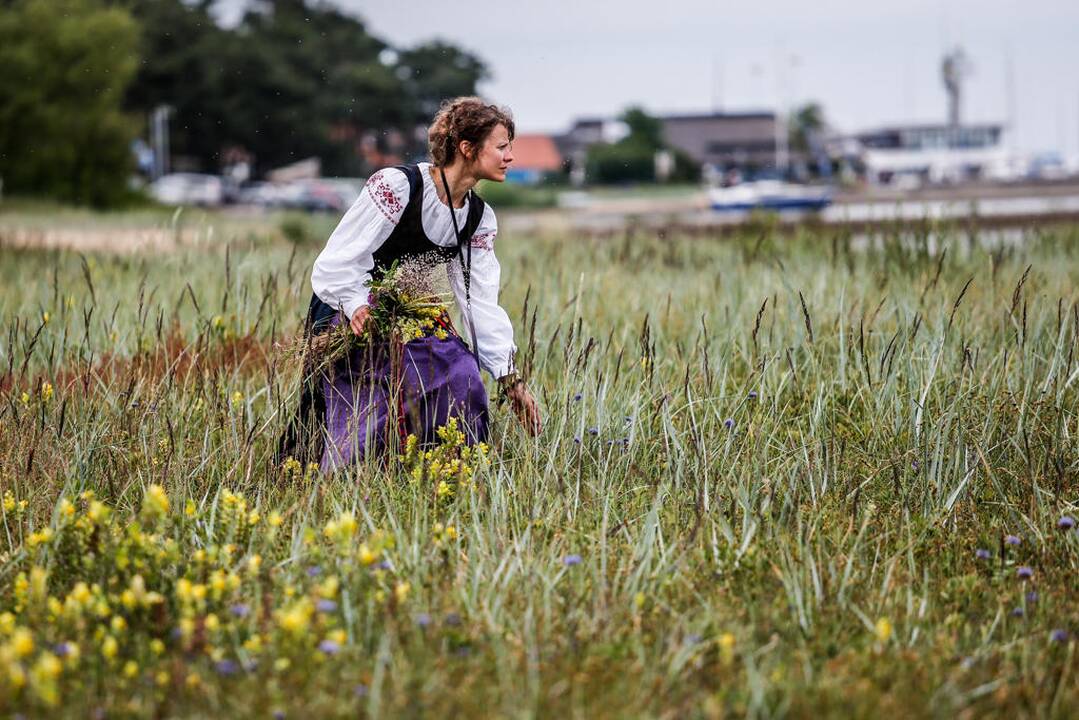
150,639,165,656
230,391,244,408
719,633,736,664
394,582,411,604
268,511,283,528
144,484,170,516
2,492,15,513
20,392,30,407
123,660,139,679
40,381,53,403
12,627,34,658
875,617,893,643
101,635,118,660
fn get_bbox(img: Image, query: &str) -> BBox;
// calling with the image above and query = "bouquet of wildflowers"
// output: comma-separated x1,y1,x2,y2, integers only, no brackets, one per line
307,259,453,366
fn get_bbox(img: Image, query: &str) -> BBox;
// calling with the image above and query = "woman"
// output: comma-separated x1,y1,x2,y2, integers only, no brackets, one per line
287,97,541,472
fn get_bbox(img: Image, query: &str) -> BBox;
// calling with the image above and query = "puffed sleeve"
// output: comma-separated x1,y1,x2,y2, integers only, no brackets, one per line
447,204,517,378
311,168,408,319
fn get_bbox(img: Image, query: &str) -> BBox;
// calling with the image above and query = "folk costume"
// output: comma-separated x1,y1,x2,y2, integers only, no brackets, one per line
284,162,516,472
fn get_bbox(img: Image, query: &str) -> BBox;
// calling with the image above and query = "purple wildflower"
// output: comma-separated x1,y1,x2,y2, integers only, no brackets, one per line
975,548,991,560
242,659,258,672
53,642,72,658
1017,566,1034,580
229,603,250,618
1026,591,1039,603
376,559,393,571
444,612,462,626
588,427,599,436
748,391,758,400
911,460,919,471
1010,607,1024,617
573,393,582,401
274,711,286,720
724,418,734,430
1058,516,1076,530
215,659,238,676
624,415,634,424
573,436,582,444
1050,629,1069,644
416,612,432,628
1004,534,1020,546
563,554,582,566
315,599,337,613
354,684,369,697
318,639,341,655
306,565,321,577
686,634,702,644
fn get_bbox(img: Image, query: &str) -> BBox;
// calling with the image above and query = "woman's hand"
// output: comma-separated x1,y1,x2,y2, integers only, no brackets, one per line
501,377,541,436
350,306,370,336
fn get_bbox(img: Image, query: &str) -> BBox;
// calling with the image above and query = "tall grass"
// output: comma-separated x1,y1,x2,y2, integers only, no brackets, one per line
0,217,1076,717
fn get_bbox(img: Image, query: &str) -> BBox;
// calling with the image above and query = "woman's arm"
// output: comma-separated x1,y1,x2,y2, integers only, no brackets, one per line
447,205,516,378
449,206,541,434
311,169,408,322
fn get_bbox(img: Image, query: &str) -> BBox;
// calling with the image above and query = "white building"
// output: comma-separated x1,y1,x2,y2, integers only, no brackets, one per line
855,123,1008,186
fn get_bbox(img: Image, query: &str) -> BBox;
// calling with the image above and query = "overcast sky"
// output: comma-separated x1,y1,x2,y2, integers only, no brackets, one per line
216,1,1079,156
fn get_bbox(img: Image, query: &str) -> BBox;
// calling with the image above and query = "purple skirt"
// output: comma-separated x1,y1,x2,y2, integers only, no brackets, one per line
320,320,489,472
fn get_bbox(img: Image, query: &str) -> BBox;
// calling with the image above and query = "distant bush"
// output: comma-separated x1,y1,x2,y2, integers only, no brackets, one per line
475,180,558,209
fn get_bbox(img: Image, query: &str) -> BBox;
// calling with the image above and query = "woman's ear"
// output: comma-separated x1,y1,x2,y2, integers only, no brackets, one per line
458,140,475,162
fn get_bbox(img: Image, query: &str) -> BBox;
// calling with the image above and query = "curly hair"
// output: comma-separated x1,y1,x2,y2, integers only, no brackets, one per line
427,97,515,166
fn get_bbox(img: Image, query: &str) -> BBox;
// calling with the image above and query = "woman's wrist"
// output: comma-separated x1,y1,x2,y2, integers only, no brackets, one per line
498,372,523,395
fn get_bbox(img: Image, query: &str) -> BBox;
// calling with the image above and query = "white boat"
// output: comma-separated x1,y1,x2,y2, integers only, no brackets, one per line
709,180,833,213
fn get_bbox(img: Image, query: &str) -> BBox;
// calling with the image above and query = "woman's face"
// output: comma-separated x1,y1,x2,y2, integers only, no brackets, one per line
466,124,514,182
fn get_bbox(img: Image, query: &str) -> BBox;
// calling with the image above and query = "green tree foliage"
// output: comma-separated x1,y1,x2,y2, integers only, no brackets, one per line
118,0,491,176
585,106,700,184
0,0,140,206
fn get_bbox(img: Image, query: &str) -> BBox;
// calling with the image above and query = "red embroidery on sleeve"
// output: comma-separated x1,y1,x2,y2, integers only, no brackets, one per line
470,231,495,250
365,170,403,222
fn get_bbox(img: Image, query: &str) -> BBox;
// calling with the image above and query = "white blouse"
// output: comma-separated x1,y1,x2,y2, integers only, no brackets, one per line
311,162,516,378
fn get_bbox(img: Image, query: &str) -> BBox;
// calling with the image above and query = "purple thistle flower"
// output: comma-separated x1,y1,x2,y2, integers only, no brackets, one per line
1017,566,1034,580
573,393,582,401
53,642,72,658
588,427,599,436
573,436,582,444
1010,607,1024,617
376,559,393,571
215,659,239,676
306,565,321,577
415,612,432,628
1026,591,1039,603
1058,516,1076,530
562,554,582,567
229,603,250,618
1004,534,1020,546
624,415,633,424
748,391,758,400
1050,629,1069,644
274,711,286,720
911,460,920,471
723,418,734,430
354,684,369,697
242,659,258,672
315,599,337,613
975,548,991,560
318,639,341,655
686,633,702,644
444,612,462,626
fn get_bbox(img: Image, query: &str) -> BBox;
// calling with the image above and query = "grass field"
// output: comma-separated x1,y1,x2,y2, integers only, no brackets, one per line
0,209,1076,717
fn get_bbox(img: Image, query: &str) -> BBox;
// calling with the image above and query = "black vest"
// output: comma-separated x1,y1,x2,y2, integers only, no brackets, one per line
308,163,486,332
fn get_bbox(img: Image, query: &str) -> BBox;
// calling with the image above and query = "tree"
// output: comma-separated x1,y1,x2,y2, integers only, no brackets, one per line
585,106,699,184
396,41,491,125
0,0,139,206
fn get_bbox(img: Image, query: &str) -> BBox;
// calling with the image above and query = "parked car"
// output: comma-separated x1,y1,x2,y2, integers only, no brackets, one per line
149,173,224,206
276,178,363,213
